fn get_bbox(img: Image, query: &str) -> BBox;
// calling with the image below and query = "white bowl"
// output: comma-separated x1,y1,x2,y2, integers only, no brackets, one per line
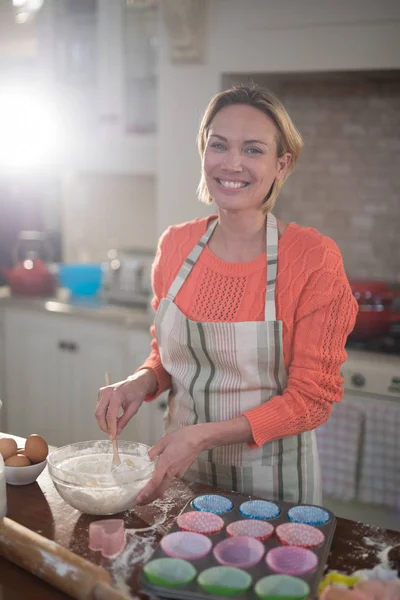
47,440,154,515
5,459,47,486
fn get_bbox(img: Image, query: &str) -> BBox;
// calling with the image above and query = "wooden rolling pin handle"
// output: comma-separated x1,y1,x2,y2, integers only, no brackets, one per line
0,517,131,600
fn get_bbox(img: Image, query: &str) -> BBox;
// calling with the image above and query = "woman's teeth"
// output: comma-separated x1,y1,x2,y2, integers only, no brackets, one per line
218,180,248,189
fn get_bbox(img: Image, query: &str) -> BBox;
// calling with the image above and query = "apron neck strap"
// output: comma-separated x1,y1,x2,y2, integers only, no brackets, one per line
265,212,278,321
166,217,218,301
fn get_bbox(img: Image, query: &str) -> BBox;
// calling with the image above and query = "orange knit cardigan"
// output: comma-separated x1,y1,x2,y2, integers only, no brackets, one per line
138,216,358,447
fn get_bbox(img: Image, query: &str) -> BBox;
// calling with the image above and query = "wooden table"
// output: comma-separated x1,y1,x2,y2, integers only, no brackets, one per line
1,434,399,599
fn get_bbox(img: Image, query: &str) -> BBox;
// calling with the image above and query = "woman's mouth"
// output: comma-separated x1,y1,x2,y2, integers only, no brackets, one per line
216,178,249,190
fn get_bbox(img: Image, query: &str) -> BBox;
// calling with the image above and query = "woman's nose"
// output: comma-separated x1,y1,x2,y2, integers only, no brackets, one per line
221,149,242,172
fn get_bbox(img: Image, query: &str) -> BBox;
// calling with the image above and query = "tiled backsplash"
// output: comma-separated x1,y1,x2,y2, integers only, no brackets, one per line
276,73,400,282
226,72,400,282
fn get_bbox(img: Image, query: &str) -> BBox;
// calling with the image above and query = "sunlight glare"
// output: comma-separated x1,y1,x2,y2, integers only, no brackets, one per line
0,86,65,168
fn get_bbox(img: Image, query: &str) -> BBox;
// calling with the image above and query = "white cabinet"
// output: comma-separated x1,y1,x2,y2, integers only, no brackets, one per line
0,310,5,431
125,329,166,448
39,0,158,175
64,319,128,444
4,310,70,445
2,307,155,447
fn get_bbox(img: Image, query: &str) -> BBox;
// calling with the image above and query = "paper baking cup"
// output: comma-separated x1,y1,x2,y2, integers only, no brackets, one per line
287,505,330,526
276,522,325,548
192,494,233,515
239,500,280,520
143,558,197,587
177,510,224,535
226,519,274,541
198,566,252,597
266,546,318,576
214,535,265,568
255,574,310,600
161,531,212,560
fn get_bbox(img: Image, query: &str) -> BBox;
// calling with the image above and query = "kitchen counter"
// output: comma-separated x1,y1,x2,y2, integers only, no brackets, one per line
0,287,153,329
1,434,400,600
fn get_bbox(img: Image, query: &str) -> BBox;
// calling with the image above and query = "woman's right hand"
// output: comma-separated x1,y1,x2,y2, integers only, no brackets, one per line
95,369,157,439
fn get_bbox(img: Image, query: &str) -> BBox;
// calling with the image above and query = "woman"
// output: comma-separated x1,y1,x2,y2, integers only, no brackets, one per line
96,86,358,506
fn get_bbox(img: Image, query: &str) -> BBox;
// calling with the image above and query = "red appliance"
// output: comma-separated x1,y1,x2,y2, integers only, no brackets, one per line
2,231,56,297
349,280,400,340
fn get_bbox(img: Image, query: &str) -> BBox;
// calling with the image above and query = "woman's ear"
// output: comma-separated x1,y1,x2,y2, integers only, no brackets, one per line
276,152,292,181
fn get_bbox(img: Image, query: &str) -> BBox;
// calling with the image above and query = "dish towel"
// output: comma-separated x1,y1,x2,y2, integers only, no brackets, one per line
315,403,364,501
357,402,400,508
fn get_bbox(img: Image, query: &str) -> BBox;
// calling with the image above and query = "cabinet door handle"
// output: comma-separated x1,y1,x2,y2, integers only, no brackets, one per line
158,401,167,411
58,340,67,350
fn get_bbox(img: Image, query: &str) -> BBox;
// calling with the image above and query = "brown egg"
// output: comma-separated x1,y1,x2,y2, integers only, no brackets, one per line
5,454,32,467
24,434,48,463
0,438,18,461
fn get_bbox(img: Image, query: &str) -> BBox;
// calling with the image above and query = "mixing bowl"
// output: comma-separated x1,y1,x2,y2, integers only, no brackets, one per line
47,440,154,515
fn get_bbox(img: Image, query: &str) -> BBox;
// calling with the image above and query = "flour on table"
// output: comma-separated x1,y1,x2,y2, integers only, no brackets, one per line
353,564,398,581
361,535,395,571
327,533,399,582
38,549,79,579
363,536,387,550
109,481,195,596
110,529,158,598
377,545,395,570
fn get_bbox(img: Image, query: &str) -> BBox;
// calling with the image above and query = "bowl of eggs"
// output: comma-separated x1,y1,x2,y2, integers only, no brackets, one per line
0,434,49,486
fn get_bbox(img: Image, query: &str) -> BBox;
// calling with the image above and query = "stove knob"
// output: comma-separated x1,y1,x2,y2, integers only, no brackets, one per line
351,373,365,388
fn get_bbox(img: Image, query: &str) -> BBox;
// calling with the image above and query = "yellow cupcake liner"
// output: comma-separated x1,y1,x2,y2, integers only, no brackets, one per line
319,571,362,594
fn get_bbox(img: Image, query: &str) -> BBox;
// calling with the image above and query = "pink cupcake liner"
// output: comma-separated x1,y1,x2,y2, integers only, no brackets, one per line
214,535,265,568
161,531,212,560
226,519,274,541
177,511,224,535
276,522,325,548
266,546,318,576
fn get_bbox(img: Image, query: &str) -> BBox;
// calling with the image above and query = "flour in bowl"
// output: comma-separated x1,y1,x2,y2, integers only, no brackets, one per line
59,453,149,482
50,453,154,515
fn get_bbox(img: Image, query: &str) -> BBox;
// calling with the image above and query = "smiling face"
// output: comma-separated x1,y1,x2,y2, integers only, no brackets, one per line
203,104,291,214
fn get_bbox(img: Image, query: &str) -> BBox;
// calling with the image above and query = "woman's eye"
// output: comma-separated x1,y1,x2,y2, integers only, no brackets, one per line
210,142,226,150
246,147,263,155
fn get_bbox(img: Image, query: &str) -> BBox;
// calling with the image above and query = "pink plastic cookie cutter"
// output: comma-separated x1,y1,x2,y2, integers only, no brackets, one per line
88,519,126,558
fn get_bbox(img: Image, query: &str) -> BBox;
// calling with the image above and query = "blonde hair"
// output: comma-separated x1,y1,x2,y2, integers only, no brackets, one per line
197,85,303,213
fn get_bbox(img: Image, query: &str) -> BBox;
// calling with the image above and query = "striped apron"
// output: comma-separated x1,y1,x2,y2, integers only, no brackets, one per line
154,213,322,504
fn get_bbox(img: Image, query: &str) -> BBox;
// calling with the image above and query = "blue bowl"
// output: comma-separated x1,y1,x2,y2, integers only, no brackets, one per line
58,264,103,297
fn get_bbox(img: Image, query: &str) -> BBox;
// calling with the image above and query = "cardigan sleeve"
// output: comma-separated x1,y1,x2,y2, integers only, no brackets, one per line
243,259,358,448
136,229,172,402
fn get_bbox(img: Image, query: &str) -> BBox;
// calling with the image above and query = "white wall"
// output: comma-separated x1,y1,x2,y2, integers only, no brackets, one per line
62,172,157,263
157,0,400,234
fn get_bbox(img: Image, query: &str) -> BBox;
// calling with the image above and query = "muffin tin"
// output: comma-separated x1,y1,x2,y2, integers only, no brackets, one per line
140,493,336,600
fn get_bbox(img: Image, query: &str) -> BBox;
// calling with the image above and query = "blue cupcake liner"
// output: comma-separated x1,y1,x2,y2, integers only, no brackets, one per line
192,494,233,515
287,505,330,526
239,500,280,520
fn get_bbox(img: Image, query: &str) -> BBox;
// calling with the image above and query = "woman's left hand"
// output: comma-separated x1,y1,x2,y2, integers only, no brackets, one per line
136,426,205,504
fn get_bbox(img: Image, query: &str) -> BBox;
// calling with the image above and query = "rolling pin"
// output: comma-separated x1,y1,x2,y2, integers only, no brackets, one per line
0,517,131,600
